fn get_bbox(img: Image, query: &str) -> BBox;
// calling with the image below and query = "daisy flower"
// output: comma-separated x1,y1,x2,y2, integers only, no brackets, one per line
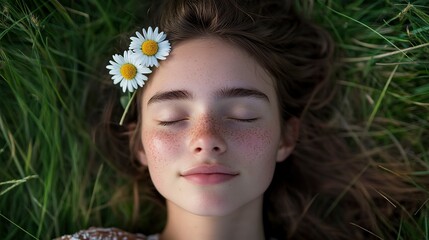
106,50,152,92
129,26,171,67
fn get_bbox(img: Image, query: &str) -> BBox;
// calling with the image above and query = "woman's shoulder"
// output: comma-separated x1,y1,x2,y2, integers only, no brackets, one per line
55,227,159,240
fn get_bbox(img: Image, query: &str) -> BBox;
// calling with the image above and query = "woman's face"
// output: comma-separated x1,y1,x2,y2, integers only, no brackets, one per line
138,37,294,216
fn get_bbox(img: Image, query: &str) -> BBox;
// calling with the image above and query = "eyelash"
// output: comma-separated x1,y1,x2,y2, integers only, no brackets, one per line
158,118,259,126
229,118,259,122
158,119,186,126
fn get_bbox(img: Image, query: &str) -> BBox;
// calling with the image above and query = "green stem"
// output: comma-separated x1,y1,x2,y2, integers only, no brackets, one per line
119,91,137,126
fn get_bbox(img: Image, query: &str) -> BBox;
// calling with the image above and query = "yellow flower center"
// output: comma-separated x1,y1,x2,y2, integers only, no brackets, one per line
120,63,137,80
142,40,159,56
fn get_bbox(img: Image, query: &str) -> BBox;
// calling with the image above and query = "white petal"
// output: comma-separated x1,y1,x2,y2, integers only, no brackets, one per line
156,51,167,57
130,54,142,65
123,51,129,61
112,54,123,64
119,82,126,92
146,57,153,67
147,27,153,39
112,74,122,80
118,57,126,65
127,81,134,92
129,43,138,50
141,56,150,66
108,60,116,66
121,79,126,87
131,79,138,89
160,33,167,41
129,38,142,50
153,27,159,36
156,33,166,42
136,57,146,66
136,31,144,40
136,79,144,87
156,55,166,60
159,49,169,55
155,49,169,57
133,47,140,54
130,36,139,42
158,40,170,47
157,51,169,58
152,58,159,67
109,69,119,75
160,48,171,54
113,76,122,84
107,63,119,69
158,44,170,53
112,78,121,85
140,67,152,74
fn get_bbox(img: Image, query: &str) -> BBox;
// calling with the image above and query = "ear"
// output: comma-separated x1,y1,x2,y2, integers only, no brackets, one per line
276,117,300,162
137,147,148,166
127,122,148,166
135,132,148,167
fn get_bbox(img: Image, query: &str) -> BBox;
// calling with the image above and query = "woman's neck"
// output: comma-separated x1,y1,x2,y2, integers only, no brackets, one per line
160,196,265,240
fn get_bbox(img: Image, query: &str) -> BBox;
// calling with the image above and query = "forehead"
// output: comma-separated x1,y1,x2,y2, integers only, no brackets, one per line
142,37,276,102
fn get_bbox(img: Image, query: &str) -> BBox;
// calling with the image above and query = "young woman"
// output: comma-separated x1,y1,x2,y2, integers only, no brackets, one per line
58,0,426,239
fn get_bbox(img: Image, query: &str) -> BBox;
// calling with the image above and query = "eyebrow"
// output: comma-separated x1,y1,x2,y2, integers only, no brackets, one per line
147,90,193,105
147,87,269,105
215,87,270,102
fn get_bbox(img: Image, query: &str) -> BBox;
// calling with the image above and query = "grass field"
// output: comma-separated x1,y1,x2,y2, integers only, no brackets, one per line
0,0,428,239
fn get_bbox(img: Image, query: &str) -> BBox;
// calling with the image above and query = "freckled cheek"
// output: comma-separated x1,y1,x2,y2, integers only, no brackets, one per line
142,130,183,164
141,129,184,189
228,127,275,163
227,127,278,186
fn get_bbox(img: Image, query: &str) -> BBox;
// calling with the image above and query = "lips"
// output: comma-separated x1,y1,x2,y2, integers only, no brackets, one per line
181,165,239,185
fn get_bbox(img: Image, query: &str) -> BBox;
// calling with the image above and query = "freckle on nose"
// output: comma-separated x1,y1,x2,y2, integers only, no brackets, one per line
190,117,226,153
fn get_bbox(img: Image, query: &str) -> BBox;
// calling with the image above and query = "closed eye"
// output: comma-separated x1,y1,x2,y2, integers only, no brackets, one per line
229,118,259,122
159,118,258,126
158,119,187,126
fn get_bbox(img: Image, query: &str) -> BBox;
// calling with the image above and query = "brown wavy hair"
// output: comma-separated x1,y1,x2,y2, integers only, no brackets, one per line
95,0,427,239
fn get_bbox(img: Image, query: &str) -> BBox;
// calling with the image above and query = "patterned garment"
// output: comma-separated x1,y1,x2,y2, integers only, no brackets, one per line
56,227,159,240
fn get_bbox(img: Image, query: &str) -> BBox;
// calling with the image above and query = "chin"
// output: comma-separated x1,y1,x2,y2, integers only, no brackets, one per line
178,194,243,217
186,204,239,217
184,192,264,218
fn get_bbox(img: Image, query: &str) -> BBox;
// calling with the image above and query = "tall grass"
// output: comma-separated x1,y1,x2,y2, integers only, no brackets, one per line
315,1,429,238
0,0,428,239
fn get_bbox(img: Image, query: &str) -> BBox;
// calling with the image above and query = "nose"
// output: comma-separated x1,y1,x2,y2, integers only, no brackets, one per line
189,117,227,156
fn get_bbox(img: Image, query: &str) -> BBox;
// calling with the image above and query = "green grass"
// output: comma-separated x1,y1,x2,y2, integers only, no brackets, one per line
0,0,428,239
